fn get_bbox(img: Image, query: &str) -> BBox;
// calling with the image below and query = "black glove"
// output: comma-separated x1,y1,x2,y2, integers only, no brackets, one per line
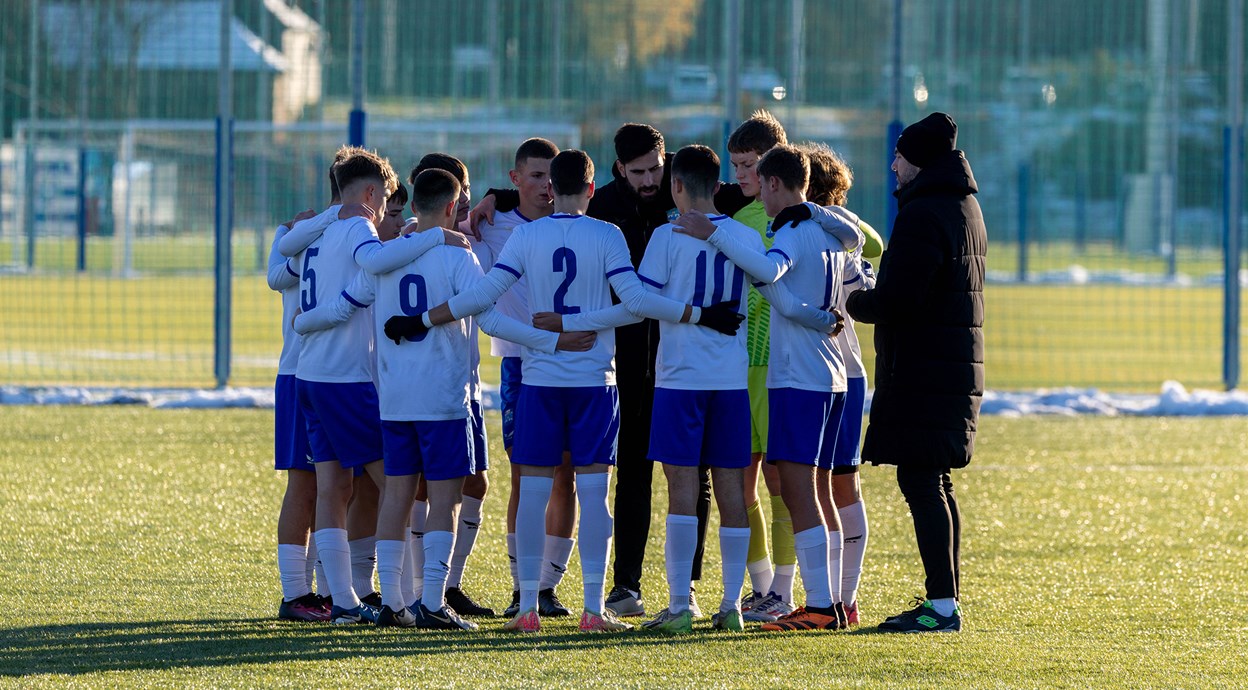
772,203,811,230
696,300,745,336
384,315,428,344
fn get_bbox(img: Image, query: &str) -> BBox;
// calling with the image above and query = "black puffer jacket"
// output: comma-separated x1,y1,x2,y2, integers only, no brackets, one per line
845,150,986,470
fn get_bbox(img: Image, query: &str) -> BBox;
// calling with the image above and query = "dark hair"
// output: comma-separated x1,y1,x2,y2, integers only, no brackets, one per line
334,148,398,197
411,169,462,215
388,181,409,208
549,150,594,196
409,153,469,187
797,142,852,206
756,145,809,193
727,110,788,156
613,123,664,166
515,138,559,169
671,145,721,199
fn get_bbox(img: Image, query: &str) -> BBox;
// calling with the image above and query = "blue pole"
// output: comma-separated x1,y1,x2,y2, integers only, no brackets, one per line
349,0,366,147
1225,0,1243,391
213,0,234,389
885,0,903,238
76,147,87,272
1018,162,1030,283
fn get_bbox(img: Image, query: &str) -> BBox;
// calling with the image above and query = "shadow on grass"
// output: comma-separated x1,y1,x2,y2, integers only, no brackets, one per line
0,617,789,677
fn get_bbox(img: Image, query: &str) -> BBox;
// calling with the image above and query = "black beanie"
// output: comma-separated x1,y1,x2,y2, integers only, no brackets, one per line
895,112,958,168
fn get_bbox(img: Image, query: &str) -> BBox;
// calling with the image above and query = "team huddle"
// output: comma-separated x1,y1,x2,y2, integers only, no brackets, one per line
267,110,886,633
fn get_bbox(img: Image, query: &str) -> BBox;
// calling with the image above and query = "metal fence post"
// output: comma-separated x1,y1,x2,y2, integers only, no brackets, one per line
1224,0,1243,391
214,0,234,389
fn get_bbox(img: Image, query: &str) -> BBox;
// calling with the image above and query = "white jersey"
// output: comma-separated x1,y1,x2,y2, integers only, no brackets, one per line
637,215,756,390
472,210,537,358
447,213,687,388
292,216,381,383
267,224,302,375
836,246,874,379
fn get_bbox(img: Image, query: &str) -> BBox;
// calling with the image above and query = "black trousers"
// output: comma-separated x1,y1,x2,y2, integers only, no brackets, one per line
895,465,961,600
612,378,711,592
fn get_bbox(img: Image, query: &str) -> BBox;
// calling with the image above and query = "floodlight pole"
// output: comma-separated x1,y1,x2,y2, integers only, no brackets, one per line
1224,0,1243,390
721,0,742,181
214,0,235,389
25,0,38,269
348,0,365,146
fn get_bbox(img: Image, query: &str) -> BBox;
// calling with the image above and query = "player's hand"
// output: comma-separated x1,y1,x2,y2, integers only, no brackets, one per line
696,300,745,336
532,312,564,333
829,308,845,337
861,260,875,282
291,308,301,331
339,202,375,221
284,208,316,229
556,331,596,352
442,228,472,250
773,202,812,230
383,315,428,345
672,210,716,240
468,195,497,236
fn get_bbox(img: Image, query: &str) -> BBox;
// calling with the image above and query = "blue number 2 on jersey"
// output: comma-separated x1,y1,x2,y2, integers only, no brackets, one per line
300,247,320,311
552,247,581,315
398,273,430,343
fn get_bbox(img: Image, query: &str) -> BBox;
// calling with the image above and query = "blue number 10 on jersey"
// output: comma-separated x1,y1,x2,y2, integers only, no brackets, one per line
691,249,745,307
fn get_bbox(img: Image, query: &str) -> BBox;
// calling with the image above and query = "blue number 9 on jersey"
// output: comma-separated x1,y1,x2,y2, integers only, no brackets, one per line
398,273,430,343
552,247,581,315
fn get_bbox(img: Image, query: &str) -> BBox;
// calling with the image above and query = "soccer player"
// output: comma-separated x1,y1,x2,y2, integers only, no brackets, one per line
675,145,859,631
388,150,743,633
469,139,579,619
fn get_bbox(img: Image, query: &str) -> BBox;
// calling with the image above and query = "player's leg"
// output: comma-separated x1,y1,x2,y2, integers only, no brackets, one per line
880,465,961,633
689,465,711,617
538,453,576,617
763,458,796,606
499,357,523,615
816,391,849,623
373,466,419,626
275,375,326,621
605,377,652,618
445,400,494,617
705,389,751,632
347,472,380,607
408,478,428,605
742,365,773,604
832,374,869,624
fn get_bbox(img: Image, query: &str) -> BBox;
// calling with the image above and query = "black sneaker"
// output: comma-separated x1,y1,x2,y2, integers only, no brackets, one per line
604,585,645,617
883,596,925,624
539,588,571,617
359,591,383,609
503,590,520,618
377,604,418,627
878,600,961,633
445,586,496,617
416,603,479,631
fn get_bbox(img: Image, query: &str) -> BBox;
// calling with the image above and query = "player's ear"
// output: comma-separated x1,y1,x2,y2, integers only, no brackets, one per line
672,177,684,196
615,160,624,178
509,169,520,187
445,198,457,219
586,181,595,200
712,180,722,196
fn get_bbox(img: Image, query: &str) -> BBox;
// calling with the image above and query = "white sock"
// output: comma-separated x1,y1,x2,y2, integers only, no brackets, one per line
314,528,359,609
930,597,958,617
305,539,320,593
771,565,796,603
719,527,751,612
747,558,773,596
423,530,455,611
506,533,519,593
447,495,483,590
375,539,407,610
517,476,553,612
399,539,416,608
793,526,832,609
839,500,868,605
575,473,612,614
277,543,312,601
539,535,576,591
349,536,377,597
665,514,699,614
409,501,428,600
827,529,844,604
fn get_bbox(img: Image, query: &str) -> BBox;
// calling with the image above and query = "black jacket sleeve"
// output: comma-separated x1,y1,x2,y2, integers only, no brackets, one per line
486,188,520,213
713,183,752,217
846,206,944,326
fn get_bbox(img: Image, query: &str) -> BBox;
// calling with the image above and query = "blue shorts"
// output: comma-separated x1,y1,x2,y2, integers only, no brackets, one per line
274,375,313,472
500,357,522,451
832,377,866,473
470,400,489,473
648,388,750,469
512,384,619,467
296,379,384,469
766,387,847,470
381,418,475,481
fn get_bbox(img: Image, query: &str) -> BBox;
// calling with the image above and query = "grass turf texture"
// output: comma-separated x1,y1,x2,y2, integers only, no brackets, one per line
0,273,1232,390
1,408,1245,688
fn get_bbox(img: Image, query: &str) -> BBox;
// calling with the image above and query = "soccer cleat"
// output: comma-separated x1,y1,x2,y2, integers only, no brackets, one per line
377,604,418,628
503,590,520,618
579,609,634,632
688,588,703,618
503,608,541,633
743,592,794,622
711,608,745,632
445,587,496,617
359,591,383,609
278,593,331,622
538,588,571,617
330,602,380,625
878,600,961,633
845,600,860,626
604,586,645,617
760,605,839,632
740,590,766,612
883,596,926,624
833,601,849,630
641,608,694,634
416,603,479,631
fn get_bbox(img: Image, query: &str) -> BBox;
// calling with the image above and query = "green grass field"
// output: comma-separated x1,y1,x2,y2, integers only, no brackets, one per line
1,407,1245,688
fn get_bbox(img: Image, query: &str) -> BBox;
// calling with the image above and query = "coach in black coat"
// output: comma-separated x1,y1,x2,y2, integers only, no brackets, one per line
846,112,985,630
